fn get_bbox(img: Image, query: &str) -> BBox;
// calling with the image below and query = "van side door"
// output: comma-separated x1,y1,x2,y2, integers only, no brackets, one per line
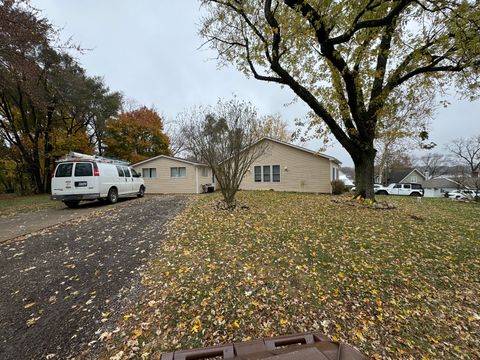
122,166,133,193
115,165,127,194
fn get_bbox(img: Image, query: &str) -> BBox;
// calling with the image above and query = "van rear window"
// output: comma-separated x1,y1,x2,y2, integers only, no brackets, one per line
55,163,73,177
74,163,93,177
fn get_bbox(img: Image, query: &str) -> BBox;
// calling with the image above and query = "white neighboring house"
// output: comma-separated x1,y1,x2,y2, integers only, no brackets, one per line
422,177,461,198
339,171,354,187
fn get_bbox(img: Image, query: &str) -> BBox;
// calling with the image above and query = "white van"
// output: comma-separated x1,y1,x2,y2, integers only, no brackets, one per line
51,153,145,208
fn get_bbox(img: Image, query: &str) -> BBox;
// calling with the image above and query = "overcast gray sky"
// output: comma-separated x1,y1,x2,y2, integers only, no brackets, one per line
32,0,479,166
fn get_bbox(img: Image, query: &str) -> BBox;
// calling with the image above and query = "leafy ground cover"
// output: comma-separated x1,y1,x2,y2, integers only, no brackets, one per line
0,194,62,217
102,192,480,359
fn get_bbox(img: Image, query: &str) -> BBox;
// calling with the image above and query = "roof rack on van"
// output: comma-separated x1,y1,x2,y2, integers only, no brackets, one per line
57,152,130,166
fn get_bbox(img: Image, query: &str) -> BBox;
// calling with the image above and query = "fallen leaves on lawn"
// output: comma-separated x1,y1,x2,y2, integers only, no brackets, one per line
102,192,480,359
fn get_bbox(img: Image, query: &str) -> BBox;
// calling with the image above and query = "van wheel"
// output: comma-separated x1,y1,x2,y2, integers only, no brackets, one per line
137,186,145,198
64,200,80,208
107,188,118,204
410,192,421,197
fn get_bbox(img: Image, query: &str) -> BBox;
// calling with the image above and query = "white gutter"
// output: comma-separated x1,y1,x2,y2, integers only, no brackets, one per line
195,166,199,194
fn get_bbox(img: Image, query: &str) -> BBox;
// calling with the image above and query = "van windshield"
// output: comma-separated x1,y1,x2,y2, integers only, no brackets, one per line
55,163,73,177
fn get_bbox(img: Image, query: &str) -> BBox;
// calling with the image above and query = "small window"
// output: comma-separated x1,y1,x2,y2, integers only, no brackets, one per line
404,184,411,189
411,176,417,183
412,184,422,189
201,167,209,177
272,165,280,182
394,184,401,188
171,167,186,177
55,163,73,177
123,167,131,177
142,168,156,178
263,165,271,182
131,168,140,177
116,166,125,177
74,162,93,177
254,166,261,182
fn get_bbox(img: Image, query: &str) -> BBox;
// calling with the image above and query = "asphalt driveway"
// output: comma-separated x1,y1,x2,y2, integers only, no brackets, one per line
0,195,187,360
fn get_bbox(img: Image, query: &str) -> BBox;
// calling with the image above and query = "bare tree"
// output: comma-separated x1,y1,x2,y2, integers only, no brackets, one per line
417,153,447,179
448,135,480,178
181,99,267,208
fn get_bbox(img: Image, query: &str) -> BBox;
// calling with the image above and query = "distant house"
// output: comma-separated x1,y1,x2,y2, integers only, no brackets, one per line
238,137,341,193
339,171,354,187
422,177,460,198
131,155,212,194
383,168,426,185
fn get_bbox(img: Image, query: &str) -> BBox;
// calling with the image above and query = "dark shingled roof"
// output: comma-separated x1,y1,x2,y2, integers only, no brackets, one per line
423,177,460,189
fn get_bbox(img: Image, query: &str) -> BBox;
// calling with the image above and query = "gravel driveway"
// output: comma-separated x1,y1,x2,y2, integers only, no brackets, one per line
0,195,187,360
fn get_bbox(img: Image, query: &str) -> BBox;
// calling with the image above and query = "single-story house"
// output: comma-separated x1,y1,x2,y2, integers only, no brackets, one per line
422,177,461,198
238,137,341,193
131,155,212,194
383,167,426,186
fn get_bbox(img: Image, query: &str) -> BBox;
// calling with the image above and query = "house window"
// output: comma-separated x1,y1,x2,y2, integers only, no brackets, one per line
171,167,186,177
201,167,209,177
254,166,261,182
263,165,271,182
254,165,280,183
411,175,417,183
332,167,337,180
142,168,156,178
272,165,280,182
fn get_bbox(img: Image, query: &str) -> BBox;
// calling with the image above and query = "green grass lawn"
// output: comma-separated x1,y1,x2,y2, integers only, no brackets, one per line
0,194,62,217
104,192,480,359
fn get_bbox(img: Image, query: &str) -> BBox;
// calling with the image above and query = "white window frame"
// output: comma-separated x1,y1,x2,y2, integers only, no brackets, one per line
200,167,209,177
254,166,262,182
411,175,417,183
171,167,186,178
142,168,156,178
254,165,280,183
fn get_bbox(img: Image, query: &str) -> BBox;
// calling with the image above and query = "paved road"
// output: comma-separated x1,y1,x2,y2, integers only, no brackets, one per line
0,195,187,360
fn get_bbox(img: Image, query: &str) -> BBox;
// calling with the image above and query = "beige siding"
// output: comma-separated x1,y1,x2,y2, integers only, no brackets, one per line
133,158,197,194
197,166,212,193
402,170,425,184
240,140,333,193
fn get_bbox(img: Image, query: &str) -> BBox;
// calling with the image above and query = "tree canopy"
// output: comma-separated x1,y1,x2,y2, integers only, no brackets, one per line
104,107,171,164
0,0,122,193
200,0,480,198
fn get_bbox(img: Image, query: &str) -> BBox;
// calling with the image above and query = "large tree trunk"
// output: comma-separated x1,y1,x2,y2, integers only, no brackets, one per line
30,162,45,194
352,148,377,200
